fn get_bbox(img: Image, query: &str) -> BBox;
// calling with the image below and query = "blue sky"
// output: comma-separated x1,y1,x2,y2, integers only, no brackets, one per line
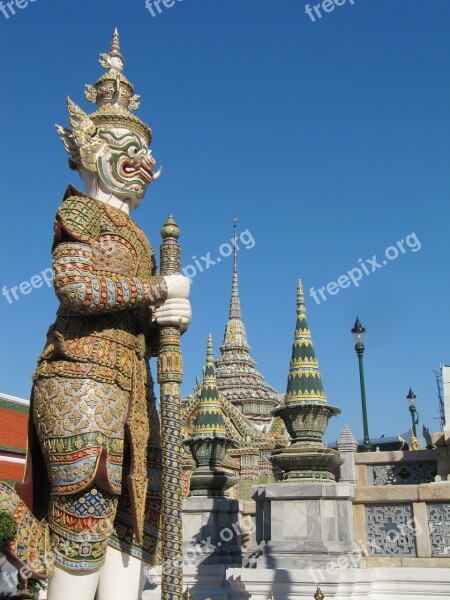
0,0,449,444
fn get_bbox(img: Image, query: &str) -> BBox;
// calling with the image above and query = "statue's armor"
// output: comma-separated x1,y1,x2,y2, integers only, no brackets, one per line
25,186,167,572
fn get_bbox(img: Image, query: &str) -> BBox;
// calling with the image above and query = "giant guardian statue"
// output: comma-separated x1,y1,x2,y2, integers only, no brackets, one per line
0,30,191,600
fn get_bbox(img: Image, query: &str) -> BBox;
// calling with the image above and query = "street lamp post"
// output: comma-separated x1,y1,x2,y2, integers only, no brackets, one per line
407,387,419,439
351,317,373,452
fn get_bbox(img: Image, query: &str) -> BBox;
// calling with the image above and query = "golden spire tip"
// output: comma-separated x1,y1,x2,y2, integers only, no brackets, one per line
206,333,214,363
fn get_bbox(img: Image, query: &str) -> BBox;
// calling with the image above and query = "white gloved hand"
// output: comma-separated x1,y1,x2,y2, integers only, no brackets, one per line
154,298,192,332
164,274,190,299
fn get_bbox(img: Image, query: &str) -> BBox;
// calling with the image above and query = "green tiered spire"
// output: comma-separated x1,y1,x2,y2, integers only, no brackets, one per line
186,335,236,497
285,280,327,405
193,334,227,439
271,279,342,482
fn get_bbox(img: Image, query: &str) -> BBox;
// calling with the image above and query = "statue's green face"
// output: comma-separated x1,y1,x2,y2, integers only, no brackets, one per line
96,128,160,205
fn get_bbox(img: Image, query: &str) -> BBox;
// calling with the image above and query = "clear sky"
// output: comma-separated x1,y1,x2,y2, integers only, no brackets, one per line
0,0,449,444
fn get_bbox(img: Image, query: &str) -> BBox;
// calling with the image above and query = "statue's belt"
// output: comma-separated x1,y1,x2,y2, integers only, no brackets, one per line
48,327,147,358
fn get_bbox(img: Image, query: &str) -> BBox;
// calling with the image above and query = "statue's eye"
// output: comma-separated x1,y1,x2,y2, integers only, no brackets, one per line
128,146,139,158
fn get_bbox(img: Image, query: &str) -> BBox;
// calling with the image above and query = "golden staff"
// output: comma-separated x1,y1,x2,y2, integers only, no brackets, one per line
158,215,184,600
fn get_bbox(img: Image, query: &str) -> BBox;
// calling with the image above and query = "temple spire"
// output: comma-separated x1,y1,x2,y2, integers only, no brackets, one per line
229,217,242,320
285,279,327,405
216,218,280,425
271,279,341,482
193,335,227,439
233,216,238,274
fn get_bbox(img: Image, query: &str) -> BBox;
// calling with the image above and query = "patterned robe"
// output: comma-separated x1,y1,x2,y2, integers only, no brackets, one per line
2,185,167,574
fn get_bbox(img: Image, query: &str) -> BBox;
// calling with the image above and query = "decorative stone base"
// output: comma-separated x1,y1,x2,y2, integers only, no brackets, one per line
248,482,359,569
270,445,343,482
272,403,341,446
189,469,236,497
225,567,450,600
271,402,343,481
143,566,450,600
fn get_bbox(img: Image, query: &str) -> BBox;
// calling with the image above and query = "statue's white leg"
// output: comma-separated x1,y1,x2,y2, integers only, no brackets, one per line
47,565,100,600
96,546,144,600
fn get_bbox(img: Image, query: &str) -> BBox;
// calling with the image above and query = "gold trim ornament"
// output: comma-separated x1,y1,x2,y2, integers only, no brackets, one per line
314,586,325,600
182,585,193,600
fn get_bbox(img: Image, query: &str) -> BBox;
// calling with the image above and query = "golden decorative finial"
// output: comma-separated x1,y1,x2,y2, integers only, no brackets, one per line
99,28,124,73
82,31,146,133
297,279,305,307
161,214,180,240
110,28,123,59
183,585,193,600
314,586,324,600
207,333,214,365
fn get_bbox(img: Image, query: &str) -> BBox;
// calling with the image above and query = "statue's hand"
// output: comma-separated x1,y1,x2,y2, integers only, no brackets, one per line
154,298,192,332
163,274,190,299
155,275,191,331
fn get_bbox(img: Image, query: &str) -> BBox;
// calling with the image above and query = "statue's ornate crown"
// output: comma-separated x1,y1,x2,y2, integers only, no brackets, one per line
83,29,151,143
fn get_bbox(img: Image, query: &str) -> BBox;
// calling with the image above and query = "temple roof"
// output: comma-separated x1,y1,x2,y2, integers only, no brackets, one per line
183,387,268,446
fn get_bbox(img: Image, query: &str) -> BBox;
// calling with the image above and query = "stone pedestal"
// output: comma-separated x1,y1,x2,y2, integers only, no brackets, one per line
248,482,360,569
143,497,247,600
182,497,245,566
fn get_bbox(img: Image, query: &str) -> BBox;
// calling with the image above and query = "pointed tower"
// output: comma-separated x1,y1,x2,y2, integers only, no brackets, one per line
185,335,235,497
285,280,327,406
215,219,280,430
271,280,342,482
192,334,227,439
